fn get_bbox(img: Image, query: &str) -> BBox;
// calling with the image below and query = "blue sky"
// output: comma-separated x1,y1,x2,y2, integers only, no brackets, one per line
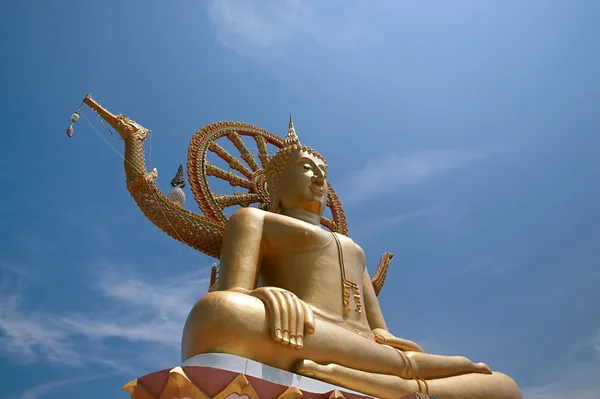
1,1,599,398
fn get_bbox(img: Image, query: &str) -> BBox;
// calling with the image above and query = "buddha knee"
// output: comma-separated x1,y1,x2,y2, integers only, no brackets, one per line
182,291,267,361
186,291,267,333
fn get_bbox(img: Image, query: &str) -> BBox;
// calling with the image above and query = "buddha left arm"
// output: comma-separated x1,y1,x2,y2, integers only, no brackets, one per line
363,268,425,353
216,207,264,292
363,267,388,331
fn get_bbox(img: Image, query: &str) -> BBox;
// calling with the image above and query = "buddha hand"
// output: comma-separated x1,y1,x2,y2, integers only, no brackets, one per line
251,286,315,349
372,328,425,353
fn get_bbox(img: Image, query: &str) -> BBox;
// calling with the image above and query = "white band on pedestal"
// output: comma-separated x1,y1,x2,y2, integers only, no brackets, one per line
182,353,361,395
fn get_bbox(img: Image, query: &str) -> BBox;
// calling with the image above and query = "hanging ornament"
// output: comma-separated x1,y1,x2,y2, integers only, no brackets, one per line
66,111,81,138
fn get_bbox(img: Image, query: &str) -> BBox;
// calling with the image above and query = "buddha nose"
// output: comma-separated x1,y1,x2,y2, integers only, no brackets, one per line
312,175,325,186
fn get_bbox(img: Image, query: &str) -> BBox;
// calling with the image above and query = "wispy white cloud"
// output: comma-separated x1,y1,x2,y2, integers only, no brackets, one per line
351,202,472,249
383,205,448,226
339,150,489,204
420,204,473,242
18,374,113,399
0,261,28,277
207,0,379,59
521,360,600,399
455,242,531,275
456,259,516,275
521,330,600,399
0,293,79,365
62,267,209,348
0,262,210,371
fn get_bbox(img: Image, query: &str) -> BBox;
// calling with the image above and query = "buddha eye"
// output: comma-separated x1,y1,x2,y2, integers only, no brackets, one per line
303,164,312,171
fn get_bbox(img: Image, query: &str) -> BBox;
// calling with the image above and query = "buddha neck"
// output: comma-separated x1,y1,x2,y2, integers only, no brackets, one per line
280,208,321,225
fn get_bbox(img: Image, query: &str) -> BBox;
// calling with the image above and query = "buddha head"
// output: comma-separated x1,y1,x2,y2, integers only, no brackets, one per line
265,116,328,216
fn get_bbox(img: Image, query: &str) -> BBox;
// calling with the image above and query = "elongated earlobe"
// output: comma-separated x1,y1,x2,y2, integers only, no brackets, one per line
267,171,280,213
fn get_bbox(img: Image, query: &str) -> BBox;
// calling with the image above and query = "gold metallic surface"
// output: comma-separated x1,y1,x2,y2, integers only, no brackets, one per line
160,367,209,399
328,390,345,399
277,387,304,399
80,95,522,399
181,129,523,399
371,252,393,297
82,94,391,296
122,379,154,399
212,373,260,399
83,94,226,259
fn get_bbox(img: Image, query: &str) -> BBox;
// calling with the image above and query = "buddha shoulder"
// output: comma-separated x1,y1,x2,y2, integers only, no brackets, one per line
227,206,267,229
226,207,295,232
337,233,367,263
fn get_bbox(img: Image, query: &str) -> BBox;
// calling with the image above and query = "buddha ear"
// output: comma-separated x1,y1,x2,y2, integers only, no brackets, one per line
266,170,280,213
266,170,278,194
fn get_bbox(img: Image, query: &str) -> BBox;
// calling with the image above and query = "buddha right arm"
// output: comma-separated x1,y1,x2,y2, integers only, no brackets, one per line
216,207,265,292
216,208,315,349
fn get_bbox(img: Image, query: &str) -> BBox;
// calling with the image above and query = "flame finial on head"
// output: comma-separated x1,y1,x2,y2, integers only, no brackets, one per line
266,113,326,178
284,114,300,147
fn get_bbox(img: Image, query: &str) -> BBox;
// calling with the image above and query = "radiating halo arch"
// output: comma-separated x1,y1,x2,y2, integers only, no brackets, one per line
187,121,348,235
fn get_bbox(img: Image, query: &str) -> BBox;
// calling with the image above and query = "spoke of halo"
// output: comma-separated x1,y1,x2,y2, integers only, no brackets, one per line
253,135,271,169
209,142,253,179
214,193,261,209
205,163,253,189
226,131,260,172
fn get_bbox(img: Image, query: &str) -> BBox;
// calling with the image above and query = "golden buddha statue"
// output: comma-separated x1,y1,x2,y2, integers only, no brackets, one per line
181,119,522,399
73,95,522,399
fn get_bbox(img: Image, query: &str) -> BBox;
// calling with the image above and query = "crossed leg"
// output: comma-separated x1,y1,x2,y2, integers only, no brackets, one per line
297,360,522,399
183,291,491,381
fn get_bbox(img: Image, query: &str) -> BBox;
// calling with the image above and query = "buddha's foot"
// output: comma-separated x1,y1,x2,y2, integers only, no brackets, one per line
401,350,492,379
296,359,419,399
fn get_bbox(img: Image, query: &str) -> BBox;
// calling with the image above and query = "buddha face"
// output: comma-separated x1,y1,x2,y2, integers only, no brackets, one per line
268,150,328,216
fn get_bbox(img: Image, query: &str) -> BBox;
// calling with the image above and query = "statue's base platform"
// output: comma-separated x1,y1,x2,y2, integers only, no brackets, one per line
122,353,430,399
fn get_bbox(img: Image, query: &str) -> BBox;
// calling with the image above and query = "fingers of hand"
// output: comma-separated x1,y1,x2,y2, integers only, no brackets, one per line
287,292,305,349
413,343,425,353
374,334,386,345
272,290,290,345
302,301,315,335
255,288,313,347
383,337,405,350
261,289,283,342
379,335,423,353
373,332,403,350
282,292,298,347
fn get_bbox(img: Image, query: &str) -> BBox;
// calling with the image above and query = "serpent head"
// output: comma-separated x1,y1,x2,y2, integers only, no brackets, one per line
114,114,151,141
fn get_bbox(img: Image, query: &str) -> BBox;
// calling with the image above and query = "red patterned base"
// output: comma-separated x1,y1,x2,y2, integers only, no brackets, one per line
122,366,429,399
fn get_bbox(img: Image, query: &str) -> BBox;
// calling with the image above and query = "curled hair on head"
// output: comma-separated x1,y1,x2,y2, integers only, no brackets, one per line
266,145,327,176
264,116,327,213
